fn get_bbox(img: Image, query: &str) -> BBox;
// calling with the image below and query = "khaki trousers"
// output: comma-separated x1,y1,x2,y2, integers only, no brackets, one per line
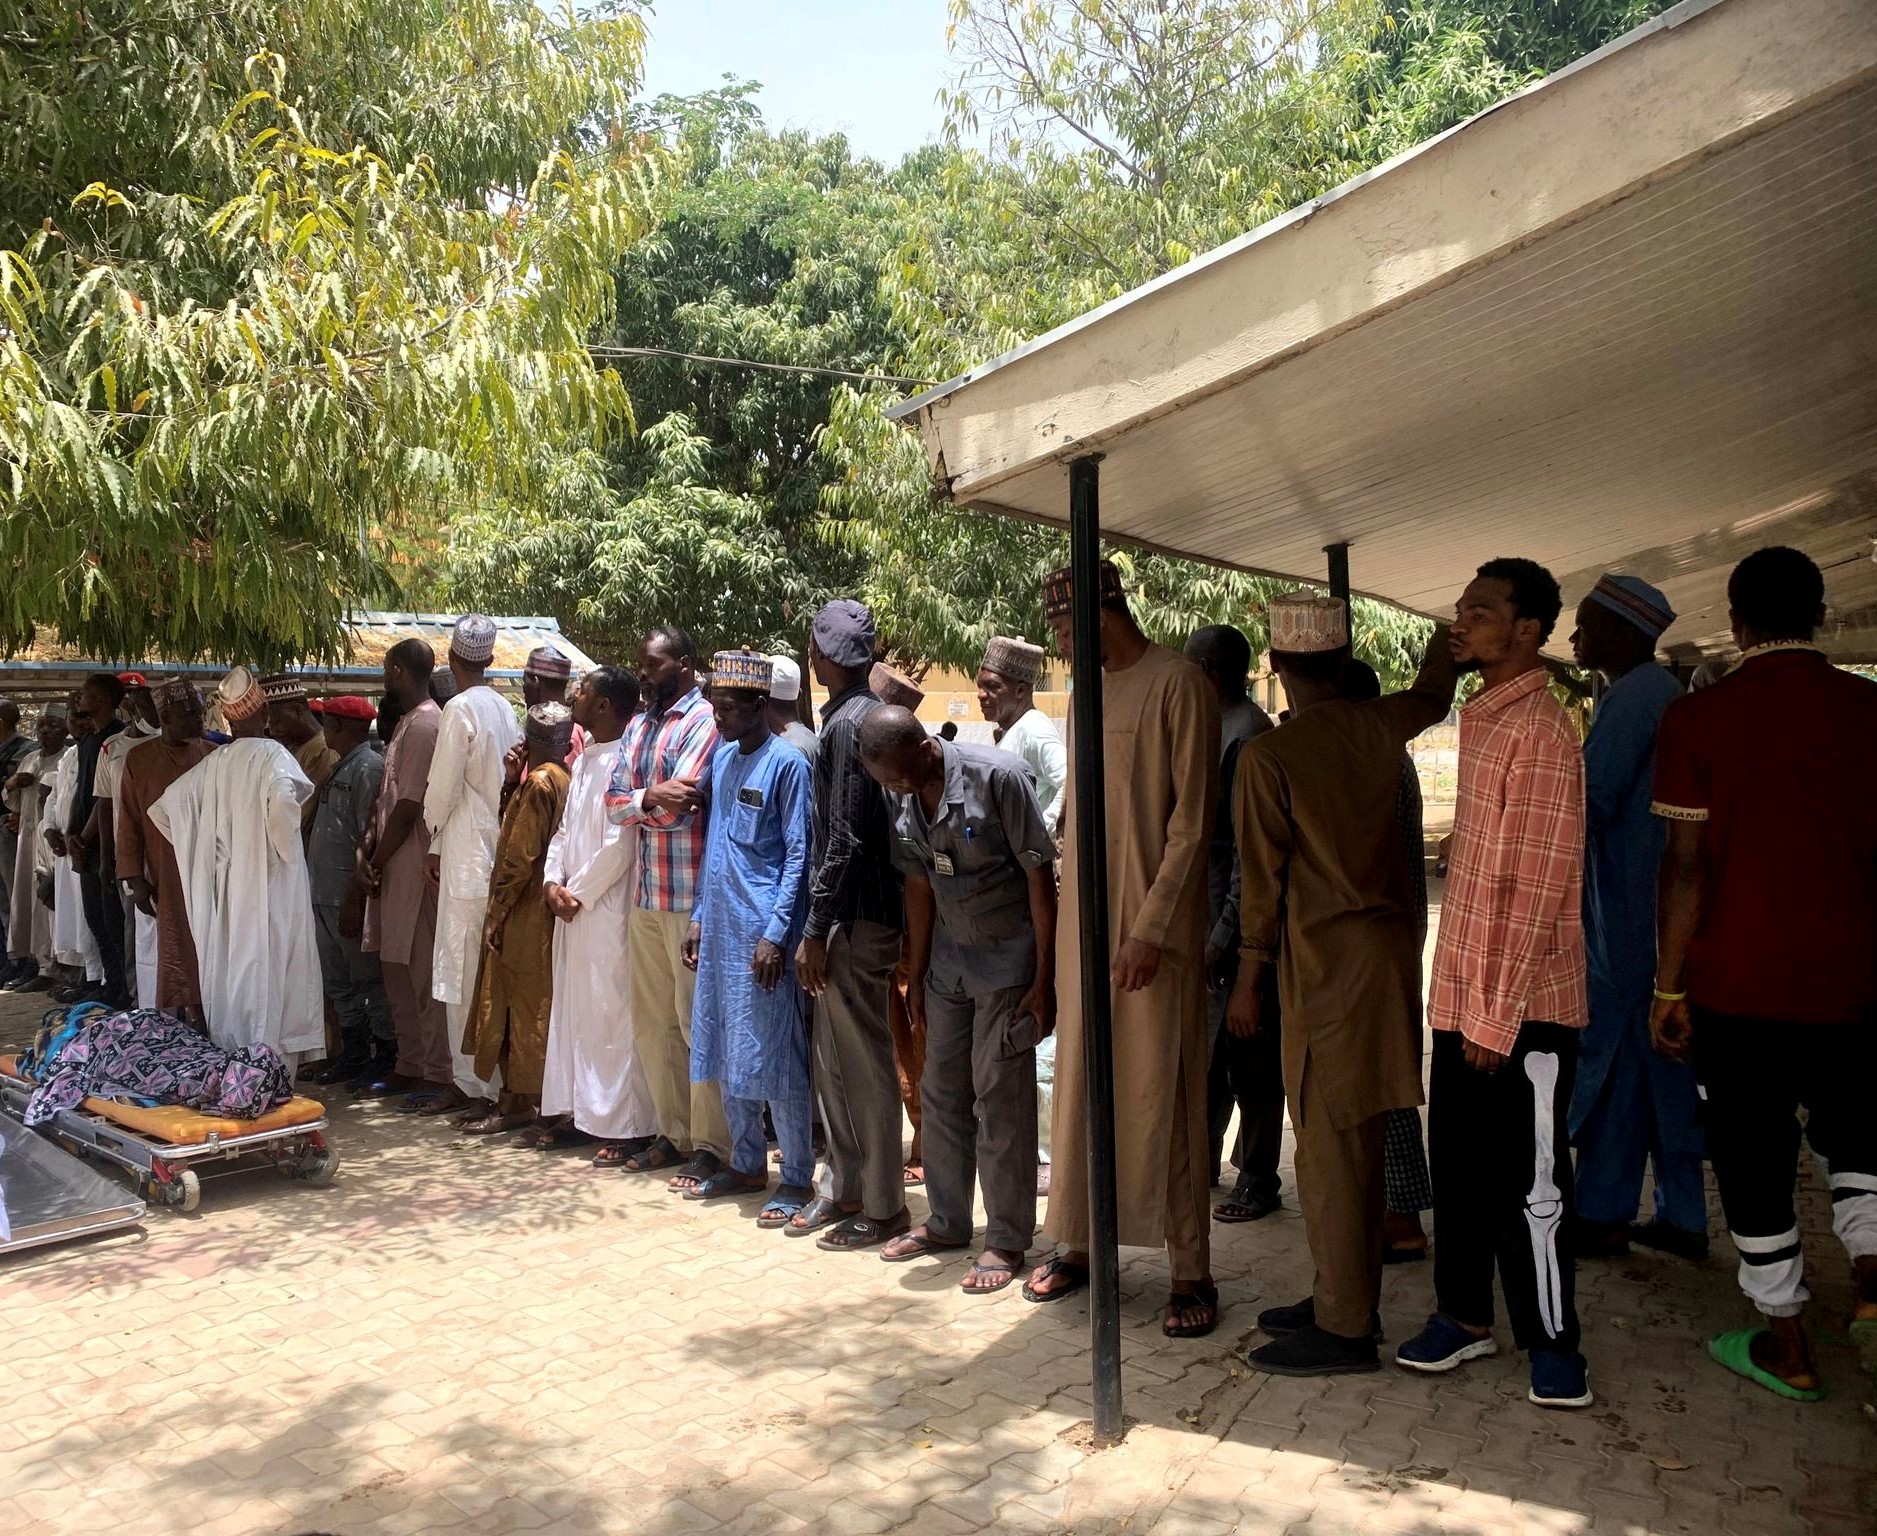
628,905,729,1160
1293,1066,1388,1339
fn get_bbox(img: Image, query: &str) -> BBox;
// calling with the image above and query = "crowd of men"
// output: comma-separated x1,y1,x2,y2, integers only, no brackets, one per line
0,542,1870,1410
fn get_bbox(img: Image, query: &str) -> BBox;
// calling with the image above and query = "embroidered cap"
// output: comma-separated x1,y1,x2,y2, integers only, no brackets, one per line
217,665,266,722
870,662,924,711
1268,592,1349,654
1041,559,1125,620
811,599,877,669
524,645,573,681
153,678,202,711
712,650,774,694
768,655,803,702
313,695,376,721
1587,573,1676,640
525,701,575,753
259,672,307,704
980,635,1045,688
451,614,499,665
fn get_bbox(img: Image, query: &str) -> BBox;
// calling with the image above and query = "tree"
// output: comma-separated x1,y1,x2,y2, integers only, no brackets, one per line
816,0,1672,684
446,103,923,662
0,0,663,664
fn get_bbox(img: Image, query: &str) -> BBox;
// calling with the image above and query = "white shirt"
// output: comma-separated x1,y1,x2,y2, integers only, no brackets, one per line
994,707,1067,838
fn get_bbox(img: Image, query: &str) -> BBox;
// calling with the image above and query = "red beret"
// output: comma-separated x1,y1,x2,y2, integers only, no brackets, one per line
117,672,148,688
315,695,377,721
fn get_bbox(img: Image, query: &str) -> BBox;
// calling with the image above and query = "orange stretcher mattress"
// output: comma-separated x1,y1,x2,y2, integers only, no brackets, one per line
0,1055,324,1144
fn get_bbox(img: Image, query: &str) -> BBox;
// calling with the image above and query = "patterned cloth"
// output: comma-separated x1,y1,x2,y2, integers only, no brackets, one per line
1427,668,1587,1055
1384,1106,1434,1214
603,688,719,911
17,1004,295,1127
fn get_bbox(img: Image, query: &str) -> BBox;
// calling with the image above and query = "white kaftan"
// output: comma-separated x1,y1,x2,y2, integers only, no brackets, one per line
151,738,323,1062
46,748,100,979
540,737,655,1139
6,747,61,967
98,727,159,1007
423,685,522,1097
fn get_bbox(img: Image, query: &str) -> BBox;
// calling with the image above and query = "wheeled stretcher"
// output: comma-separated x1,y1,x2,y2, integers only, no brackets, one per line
0,1055,337,1213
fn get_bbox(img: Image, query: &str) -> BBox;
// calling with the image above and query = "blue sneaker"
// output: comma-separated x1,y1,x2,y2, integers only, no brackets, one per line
1394,1314,1498,1373
1528,1349,1594,1409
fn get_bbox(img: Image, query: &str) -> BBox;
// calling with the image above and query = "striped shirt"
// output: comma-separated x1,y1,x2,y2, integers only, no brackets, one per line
1428,668,1587,1054
603,687,720,911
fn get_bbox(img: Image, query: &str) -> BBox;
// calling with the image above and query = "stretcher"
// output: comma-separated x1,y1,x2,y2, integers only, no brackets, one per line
0,1056,337,1213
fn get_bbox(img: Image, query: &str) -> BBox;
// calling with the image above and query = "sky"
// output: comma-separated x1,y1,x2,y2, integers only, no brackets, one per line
636,0,960,164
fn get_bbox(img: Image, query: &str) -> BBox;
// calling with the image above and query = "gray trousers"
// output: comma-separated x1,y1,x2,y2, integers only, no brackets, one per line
922,972,1039,1253
314,904,394,1044
814,919,904,1220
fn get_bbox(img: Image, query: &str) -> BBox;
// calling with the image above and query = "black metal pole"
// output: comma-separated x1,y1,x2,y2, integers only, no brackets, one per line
1325,540,1351,608
1069,454,1124,1446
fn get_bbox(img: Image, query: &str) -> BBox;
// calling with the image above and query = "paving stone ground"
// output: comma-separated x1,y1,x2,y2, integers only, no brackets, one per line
1,972,1872,1535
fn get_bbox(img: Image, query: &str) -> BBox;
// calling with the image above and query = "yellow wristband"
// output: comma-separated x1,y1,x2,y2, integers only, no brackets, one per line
1652,988,1686,1003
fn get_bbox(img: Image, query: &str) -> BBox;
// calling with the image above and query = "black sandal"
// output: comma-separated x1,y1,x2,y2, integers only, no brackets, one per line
667,1150,724,1193
1022,1256,1090,1304
784,1195,857,1236
816,1210,912,1251
1164,1280,1220,1339
621,1136,682,1172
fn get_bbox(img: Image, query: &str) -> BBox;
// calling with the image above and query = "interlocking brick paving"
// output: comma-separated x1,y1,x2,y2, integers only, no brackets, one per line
2,979,1870,1536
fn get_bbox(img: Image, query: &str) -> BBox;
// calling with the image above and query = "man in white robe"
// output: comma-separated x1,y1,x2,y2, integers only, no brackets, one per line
45,706,102,989
4,707,71,989
540,666,656,1148
152,668,323,1062
423,615,523,1113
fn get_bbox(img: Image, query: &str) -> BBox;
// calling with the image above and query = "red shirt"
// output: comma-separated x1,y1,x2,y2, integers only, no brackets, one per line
1428,668,1588,1053
1651,645,1877,1024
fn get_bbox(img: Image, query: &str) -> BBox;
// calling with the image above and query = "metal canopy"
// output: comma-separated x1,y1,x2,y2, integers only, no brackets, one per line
891,0,1877,662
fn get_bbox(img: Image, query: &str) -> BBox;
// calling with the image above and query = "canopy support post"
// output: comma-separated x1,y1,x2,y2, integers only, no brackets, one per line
1325,540,1351,607
1069,453,1125,1447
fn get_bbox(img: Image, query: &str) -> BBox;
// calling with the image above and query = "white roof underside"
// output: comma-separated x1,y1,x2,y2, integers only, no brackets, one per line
893,0,1877,662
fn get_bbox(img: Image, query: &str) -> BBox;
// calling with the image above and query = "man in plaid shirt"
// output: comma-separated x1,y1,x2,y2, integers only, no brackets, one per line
603,625,731,1186
1397,558,1592,1412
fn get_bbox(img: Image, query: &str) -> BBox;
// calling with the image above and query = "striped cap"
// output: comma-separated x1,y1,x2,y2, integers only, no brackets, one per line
218,666,266,722
1587,574,1676,639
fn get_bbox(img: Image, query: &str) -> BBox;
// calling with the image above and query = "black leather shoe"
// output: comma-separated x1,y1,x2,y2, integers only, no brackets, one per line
1257,1296,1383,1343
1245,1324,1382,1377
314,1051,371,1086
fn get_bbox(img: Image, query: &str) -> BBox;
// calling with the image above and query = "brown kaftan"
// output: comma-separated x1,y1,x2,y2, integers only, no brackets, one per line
466,762,569,1097
116,738,215,1010
1046,644,1218,1262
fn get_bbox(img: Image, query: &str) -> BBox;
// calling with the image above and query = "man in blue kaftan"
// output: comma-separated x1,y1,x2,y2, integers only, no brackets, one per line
1568,574,1707,1261
683,651,815,1224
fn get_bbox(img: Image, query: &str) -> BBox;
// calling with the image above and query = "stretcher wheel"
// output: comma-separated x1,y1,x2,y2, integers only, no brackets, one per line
177,1170,200,1212
300,1148,339,1186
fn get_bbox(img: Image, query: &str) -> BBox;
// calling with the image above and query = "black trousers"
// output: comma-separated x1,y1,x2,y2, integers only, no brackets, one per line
1430,1023,1580,1353
1207,969,1284,1198
1694,1009,1877,1317
78,850,127,1001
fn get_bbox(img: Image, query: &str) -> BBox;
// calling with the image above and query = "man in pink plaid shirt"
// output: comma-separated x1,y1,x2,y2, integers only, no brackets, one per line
603,625,731,1187
1397,558,1592,1412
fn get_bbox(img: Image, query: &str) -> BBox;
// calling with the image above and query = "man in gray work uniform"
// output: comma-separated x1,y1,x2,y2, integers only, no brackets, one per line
859,705,1059,1296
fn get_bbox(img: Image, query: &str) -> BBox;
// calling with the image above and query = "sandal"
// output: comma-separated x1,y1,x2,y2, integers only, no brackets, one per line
621,1136,683,1172
758,1186,813,1229
528,1123,595,1151
685,1168,767,1201
903,1164,925,1186
590,1137,653,1167
816,1210,912,1252
785,1195,858,1236
667,1150,723,1193
880,1229,970,1263
1164,1280,1221,1339
1706,1328,1826,1402
963,1254,1023,1295
1022,1256,1089,1304
461,1111,535,1137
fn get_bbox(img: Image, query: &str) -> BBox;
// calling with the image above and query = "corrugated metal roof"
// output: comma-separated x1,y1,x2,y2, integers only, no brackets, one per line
894,0,1877,662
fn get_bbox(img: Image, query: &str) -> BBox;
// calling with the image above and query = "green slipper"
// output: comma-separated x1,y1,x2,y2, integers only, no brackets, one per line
1706,1329,1825,1402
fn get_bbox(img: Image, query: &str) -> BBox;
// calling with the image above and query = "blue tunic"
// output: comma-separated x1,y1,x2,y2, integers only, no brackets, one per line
689,735,813,1103
1569,661,1705,1229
